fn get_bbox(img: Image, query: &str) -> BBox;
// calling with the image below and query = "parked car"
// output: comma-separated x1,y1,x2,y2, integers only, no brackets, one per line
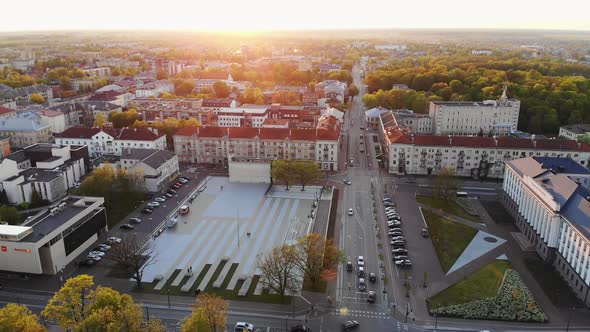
389,232,403,237
382,198,392,202
147,201,160,208
343,179,352,185
167,189,177,195
155,197,166,202
107,237,121,244
391,236,405,241
180,176,190,182
357,256,365,267
392,248,408,254
388,222,401,227
178,178,189,184
164,193,174,198
120,224,135,230
94,246,108,253
141,208,153,214
395,260,413,267
342,320,359,330
87,254,102,262
390,227,402,232
391,241,405,247
129,217,142,224
394,255,408,261
422,228,430,238
348,208,353,216
79,259,96,266
290,325,311,332
172,184,181,189
98,244,111,250
234,322,254,332
89,250,105,257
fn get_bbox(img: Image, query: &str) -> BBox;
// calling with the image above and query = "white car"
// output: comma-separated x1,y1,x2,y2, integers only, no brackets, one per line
107,236,121,244
343,179,352,185
348,208,353,216
147,201,160,208
87,254,102,261
155,197,166,202
89,251,105,257
357,256,365,267
234,322,254,331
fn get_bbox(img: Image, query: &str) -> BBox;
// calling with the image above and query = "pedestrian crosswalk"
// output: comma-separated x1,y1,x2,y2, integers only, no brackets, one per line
328,309,392,320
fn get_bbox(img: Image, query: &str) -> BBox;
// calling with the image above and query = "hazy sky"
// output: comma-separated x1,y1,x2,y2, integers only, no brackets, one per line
2,0,589,32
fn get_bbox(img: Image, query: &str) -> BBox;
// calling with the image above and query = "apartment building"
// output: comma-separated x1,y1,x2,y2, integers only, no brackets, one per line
120,148,179,192
502,157,590,306
0,115,52,148
56,127,166,158
379,125,590,178
135,80,174,98
559,124,590,141
174,126,340,171
429,88,520,136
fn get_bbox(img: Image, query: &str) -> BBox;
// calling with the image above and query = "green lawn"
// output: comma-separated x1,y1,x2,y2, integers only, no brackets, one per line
428,260,512,310
416,195,479,222
423,209,478,273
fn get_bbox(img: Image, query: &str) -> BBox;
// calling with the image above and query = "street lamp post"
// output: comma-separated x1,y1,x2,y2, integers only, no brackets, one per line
167,288,171,308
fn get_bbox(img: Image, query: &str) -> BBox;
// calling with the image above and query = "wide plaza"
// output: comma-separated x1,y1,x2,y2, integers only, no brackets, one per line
141,176,328,294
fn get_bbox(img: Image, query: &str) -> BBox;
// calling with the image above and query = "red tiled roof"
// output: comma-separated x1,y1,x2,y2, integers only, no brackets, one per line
174,126,339,141
387,129,590,152
37,109,64,117
0,106,15,115
88,90,122,101
262,118,289,125
59,127,164,141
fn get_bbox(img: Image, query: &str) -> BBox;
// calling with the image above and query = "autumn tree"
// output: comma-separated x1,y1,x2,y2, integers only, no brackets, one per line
193,293,228,332
0,303,46,332
294,233,341,291
432,167,460,200
257,245,299,302
93,112,106,128
239,87,264,104
271,160,294,190
30,93,45,104
174,79,196,96
107,234,157,289
348,84,359,101
292,160,321,191
109,109,142,128
180,306,209,332
213,81,231,98
42,274,95,331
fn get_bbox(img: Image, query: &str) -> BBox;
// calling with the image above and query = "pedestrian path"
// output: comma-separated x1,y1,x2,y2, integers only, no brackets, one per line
328,309,392,320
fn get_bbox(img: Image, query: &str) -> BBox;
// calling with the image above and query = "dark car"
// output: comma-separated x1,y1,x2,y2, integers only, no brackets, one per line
291,325,312,332
141,208,153,214
342,320,359,330
422,228,430,238
164,193,174,198
369,272,377,282
120,223,135,230
367,291,376,303
167,189,177,195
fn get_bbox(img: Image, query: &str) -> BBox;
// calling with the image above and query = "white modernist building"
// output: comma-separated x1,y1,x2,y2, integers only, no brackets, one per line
120,148,180,192
559,124,590,141
429,87,520,136
502,157,590,306
0,196,107,275
56,127,167,158
135,80,175,98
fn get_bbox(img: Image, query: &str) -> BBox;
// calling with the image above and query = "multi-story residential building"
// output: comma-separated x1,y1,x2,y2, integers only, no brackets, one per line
389,109,432,134
202,98,236,112
315,80,347,103
120,148,179,192
35,109,66,133
429,88,520,136
0,195,106,275
365,106,390,129
379,123,590,178
135,80,174,98
56,127,166,158
88,90,134,108
0,84,53,105
0,114,52,148
156,58,186,77
216,107,269,127
174,126,340,171
0,144,87,204
194,73,233,93
502,157,590,306
131,98,204,121
83,67,112,77
559,124,590,141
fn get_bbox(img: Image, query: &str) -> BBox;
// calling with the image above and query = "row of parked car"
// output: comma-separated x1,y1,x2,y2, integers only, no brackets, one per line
384,197,413,268
138,176,190,216
79,237,121,266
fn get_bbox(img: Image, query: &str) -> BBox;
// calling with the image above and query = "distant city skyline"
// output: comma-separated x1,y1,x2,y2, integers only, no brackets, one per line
1,0,590,32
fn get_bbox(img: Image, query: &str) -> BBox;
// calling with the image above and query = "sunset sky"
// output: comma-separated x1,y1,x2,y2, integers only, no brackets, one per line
1,0,589,32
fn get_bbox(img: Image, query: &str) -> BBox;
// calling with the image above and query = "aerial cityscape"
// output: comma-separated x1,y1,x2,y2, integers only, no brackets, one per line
1,1,590,332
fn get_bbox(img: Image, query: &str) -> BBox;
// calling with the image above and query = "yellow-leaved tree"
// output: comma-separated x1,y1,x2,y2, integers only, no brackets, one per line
0,303,46,332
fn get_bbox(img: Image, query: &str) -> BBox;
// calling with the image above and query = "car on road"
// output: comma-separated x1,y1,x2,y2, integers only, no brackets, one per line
358,278,366,291
367,290,376,303
347,208,353,216
120,223,135,230
141,208,153,214
392,248,408,254
234,322,254,332
369,273,376,282
343,179,352,185
405,178,417,183
395,259,413,267
107,236,121,244
357,266,365,277
357,256,364,267
349,159,354,166
290,325,312,332
155,197,166,202
422,228,430,238
129,217,142,224
79,259,96,266
342,320,359,330
346,261,353,272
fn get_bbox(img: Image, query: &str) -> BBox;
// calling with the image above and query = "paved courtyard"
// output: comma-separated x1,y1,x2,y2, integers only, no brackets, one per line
141,176,327,293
